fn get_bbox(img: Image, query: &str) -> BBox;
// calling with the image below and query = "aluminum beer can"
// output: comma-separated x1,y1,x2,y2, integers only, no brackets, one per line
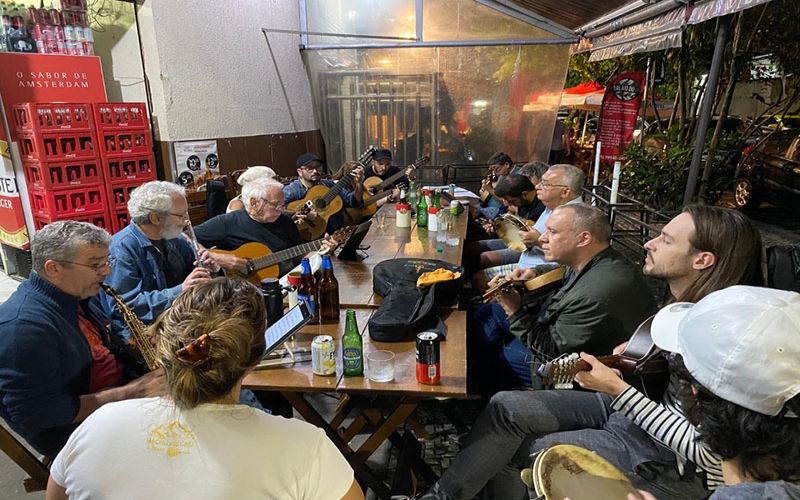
416,331,440,384
312,335,336,376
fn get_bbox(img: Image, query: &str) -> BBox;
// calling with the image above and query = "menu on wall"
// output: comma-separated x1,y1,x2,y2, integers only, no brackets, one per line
597,71,646,163
0,53,106,248
173,140,220,193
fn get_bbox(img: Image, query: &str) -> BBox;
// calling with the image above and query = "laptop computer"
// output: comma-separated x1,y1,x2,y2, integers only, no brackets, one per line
255,301,314,369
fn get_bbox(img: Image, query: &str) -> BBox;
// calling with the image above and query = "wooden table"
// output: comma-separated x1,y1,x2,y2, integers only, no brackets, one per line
334,204,468,309
243,205,470,498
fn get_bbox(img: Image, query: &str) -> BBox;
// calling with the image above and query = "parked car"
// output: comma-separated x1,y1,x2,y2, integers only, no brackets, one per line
763,114,800,131
733,129,800,210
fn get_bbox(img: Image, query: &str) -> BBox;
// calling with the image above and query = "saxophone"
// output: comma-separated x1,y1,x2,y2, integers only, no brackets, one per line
100,284,160,371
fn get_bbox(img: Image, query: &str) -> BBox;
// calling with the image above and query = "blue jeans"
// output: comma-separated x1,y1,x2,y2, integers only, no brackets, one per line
426,390,709,500
468,304,533,396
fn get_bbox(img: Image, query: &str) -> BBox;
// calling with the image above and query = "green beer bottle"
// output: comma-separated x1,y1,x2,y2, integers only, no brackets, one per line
342,310,363,376
417,189,429,228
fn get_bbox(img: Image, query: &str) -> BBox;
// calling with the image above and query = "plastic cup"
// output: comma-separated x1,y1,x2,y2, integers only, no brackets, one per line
366,350,395,382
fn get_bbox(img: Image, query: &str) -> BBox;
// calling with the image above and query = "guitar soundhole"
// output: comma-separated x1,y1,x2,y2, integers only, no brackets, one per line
316,199,328,210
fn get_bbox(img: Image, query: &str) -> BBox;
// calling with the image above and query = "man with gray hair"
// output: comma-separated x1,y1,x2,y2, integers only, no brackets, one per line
194,176,336,276
476,164,585,291
0,221,164,457
104,180,219,346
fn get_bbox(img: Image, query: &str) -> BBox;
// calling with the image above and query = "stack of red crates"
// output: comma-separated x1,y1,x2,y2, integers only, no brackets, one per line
13,102,112,232
93,103,156,233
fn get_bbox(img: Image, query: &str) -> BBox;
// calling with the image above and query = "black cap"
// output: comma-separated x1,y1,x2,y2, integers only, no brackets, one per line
296,153,323,169
373,149,392,161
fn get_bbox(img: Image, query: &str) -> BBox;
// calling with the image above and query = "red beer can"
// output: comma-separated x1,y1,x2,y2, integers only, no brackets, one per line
416,331,440,384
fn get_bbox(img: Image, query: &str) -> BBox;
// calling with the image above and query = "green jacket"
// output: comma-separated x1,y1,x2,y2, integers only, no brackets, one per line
508,246,657,363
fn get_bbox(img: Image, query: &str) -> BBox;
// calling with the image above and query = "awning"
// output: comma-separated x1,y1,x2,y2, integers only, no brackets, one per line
576,0,775,61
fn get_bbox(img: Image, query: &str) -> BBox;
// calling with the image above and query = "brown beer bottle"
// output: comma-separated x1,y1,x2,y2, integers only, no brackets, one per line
317,255,340,321
298,258,319,323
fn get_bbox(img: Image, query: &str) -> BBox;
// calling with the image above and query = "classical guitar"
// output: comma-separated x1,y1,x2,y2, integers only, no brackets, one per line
345,155,430,224
479,172,499,204
287,147,376,241
210,224,364,285
482,266,566,303
536,315,669,399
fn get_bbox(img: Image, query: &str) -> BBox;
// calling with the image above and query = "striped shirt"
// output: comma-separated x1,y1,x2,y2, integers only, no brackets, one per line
611,368,724,488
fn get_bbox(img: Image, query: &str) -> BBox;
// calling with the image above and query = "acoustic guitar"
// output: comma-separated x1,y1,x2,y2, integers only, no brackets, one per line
479,172,499,204
210,224,363,285
482,266,566,302
344,155,430,224
287,147,376,241
536,315,669,399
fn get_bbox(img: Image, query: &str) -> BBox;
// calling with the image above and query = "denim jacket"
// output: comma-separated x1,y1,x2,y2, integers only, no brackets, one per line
103,222,194,339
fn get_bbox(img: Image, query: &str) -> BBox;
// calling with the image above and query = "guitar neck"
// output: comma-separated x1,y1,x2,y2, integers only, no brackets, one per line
373,169,406,192
249,240,323,272
320,174,353,205
363,189,394,206
582,355,639,373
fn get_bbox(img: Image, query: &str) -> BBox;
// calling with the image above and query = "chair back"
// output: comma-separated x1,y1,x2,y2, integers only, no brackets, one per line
0,424,49,492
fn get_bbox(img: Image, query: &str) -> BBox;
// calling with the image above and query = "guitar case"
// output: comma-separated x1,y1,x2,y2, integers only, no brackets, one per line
368,258,464,342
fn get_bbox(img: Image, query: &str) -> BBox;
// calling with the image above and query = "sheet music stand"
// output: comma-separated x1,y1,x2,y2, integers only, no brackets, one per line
338,220,373,262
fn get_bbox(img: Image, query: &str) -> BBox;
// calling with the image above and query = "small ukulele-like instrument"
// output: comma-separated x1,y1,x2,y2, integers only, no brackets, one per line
479,172,498,203
287,147,376,240
536,315,669,399
482,266,565,303
211,224,366,285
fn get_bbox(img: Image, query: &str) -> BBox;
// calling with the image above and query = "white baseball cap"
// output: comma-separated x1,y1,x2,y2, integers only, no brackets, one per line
651,285,800,417
237,166,276,186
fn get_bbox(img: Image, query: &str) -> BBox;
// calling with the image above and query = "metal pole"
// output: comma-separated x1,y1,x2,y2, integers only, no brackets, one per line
262,31,298,132
683,15,731,206
301,38,577,51
415,0,423,42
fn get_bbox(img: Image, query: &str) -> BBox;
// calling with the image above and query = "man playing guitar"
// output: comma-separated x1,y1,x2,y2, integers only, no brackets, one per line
363,148,414,206
283,153,364,235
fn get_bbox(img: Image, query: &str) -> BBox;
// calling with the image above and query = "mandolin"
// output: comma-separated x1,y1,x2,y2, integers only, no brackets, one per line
536,315,669,399
345,155,430,224
482,266,565,303
287,147,376,240
210,224,366,285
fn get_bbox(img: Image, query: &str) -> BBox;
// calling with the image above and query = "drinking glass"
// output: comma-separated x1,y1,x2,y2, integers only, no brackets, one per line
366,350,395,382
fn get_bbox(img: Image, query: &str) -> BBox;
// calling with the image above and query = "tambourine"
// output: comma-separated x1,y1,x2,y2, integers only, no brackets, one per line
493,213,532,252
521,444,639,500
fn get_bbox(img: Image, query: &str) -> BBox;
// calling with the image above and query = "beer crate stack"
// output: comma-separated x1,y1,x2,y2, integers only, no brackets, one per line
93,102,155,233
13,102,112,232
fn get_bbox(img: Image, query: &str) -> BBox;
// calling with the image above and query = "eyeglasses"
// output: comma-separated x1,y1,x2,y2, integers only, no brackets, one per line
260,199,283,209
57,257,116,273
170,212,189,219
300,164,324,171
537,180,569,190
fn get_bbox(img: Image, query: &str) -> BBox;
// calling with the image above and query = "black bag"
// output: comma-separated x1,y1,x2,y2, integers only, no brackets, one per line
767,245,800,292
368,258,464,342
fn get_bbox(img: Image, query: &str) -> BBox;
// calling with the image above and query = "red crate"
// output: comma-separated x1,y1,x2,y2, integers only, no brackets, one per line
13,103,94,133
32,210,111,233
111,208,131,234
98,129,151,157
23,159,102,190
104,154,156,182
93,103,148,130
107,181,140,211
28,185,107,218
18,130,97,162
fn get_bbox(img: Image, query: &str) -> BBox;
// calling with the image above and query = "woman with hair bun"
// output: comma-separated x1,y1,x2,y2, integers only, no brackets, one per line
228,165,277,212
47,278,363,500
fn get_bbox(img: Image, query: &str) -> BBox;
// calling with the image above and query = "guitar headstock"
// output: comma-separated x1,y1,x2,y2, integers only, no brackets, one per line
357,146,378,168
330,225,357,245
536,353,583,389
410,155,430,169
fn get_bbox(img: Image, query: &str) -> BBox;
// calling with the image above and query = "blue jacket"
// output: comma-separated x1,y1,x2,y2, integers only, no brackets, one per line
0,272,90,456
103,222,195,339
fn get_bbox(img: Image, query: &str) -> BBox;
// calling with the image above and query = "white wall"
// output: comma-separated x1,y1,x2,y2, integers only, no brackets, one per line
136,0,316,142
91,2,148,104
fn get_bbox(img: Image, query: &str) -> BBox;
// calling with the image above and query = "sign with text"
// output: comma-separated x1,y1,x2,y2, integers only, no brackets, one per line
0,53,106,248
596,71,646,162
173,140,219,194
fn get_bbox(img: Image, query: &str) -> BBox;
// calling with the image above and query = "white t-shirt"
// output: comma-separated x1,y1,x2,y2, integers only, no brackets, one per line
50,397,354,500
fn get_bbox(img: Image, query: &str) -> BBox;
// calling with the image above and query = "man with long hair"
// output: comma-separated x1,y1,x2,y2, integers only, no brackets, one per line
421,205,763,500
